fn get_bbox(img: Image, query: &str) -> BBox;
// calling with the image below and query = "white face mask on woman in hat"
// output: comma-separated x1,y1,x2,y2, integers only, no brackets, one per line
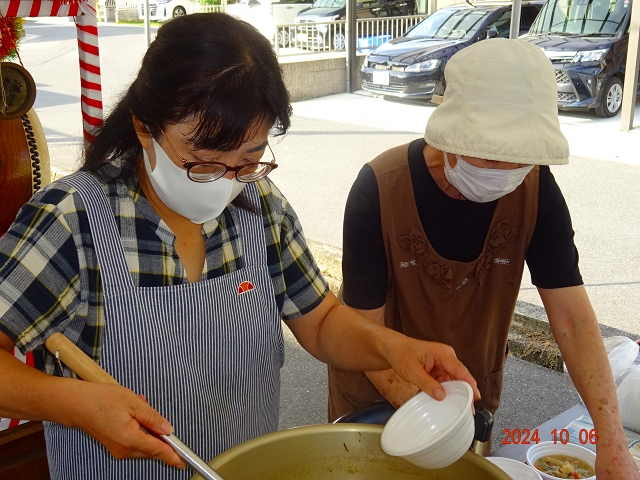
443,152,533,203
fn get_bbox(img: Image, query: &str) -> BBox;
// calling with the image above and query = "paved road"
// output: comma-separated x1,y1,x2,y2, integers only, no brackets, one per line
13,18,637,451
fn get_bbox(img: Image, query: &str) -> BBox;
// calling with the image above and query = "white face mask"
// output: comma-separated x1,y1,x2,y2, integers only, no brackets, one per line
443,152,533,203
143,137,246,224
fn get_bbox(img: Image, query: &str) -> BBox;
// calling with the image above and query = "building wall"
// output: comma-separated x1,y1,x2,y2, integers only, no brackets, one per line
280,55,367,102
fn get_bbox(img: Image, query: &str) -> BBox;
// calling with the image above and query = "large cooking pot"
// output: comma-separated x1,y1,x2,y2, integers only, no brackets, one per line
190,424,510,479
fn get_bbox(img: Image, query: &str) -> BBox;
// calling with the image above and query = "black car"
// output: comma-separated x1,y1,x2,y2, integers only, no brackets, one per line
294,0,416,50
360,1,544,99
520,0,639,117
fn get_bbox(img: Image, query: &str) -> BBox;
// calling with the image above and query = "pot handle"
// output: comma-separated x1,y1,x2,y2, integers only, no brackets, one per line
472,407,494,455
44,333,226,480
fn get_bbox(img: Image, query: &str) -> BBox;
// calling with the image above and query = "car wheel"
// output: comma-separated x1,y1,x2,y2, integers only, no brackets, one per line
173,6,187,17
333,32,345,50
595,76,623,118
278,30,289,47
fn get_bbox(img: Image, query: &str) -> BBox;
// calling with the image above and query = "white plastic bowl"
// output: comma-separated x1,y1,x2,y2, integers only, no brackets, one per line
487,456,542,480
618,365,640,431
380,380,474,469
526,441,596,480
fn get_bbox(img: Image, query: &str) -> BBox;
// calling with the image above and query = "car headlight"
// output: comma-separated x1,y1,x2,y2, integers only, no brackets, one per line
572,49,608,63
362,56,369,68
405,59,441,73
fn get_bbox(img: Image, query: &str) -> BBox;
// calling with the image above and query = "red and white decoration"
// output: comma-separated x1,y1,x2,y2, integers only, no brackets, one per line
0,0,104,147
0,0,104,431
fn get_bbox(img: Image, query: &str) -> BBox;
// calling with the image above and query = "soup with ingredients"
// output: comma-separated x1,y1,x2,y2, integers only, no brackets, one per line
534,454,595,478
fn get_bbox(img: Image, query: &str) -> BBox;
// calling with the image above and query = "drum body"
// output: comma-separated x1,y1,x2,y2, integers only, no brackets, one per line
0,108,51,234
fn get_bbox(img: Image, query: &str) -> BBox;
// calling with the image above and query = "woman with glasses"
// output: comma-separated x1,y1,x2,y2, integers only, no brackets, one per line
0,13,478,480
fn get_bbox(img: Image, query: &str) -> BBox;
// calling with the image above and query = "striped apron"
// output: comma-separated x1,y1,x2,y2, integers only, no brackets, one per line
44,172,284,480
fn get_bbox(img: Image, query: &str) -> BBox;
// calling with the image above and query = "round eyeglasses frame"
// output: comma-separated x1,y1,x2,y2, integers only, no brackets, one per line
159,128,278,184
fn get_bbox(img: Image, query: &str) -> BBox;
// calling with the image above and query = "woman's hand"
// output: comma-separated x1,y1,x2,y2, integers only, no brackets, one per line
68,382,186,469
288,292,480,402
382,335,481,402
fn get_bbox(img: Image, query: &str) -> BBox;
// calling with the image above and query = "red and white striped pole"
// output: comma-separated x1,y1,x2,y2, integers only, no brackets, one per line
76,0,104,148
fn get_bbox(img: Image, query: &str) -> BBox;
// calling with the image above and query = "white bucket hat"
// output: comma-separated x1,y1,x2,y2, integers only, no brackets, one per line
425,38,569,166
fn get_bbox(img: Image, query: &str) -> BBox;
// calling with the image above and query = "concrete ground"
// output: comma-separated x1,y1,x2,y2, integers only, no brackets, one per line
14,17,640,451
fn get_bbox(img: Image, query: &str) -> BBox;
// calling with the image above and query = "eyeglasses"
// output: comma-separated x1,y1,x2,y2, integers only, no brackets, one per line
159,128,278,184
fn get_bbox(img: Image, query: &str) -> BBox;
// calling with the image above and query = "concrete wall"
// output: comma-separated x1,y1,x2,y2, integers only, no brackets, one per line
280,55,366,102
116,9,140,22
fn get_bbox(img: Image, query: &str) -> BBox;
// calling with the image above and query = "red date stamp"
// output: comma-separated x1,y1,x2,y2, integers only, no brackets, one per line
502,428,541,445
502,428,598,445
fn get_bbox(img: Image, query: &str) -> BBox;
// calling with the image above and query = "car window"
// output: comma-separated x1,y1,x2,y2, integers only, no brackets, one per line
311,0,345,7
530,0,628,35
407,8,493,39
520,5,542,31
487,10,511,37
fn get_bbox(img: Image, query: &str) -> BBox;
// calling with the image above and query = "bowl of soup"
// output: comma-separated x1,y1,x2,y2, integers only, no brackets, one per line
526,441,596,479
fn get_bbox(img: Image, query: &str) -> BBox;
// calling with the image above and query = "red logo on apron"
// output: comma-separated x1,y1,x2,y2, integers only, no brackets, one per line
237,281,255,295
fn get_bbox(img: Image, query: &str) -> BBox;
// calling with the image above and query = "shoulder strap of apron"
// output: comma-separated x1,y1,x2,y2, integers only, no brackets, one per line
60,172,134,293
233,182,268,267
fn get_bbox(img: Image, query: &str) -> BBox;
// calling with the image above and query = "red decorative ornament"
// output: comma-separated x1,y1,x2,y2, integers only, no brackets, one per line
0,14,25,62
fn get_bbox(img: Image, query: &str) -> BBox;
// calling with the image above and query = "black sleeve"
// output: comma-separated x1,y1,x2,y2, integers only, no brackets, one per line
526,166,583,289
342,165,389,309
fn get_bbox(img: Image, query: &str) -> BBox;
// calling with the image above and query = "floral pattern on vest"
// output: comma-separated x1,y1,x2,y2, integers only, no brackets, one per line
398,219,518,289
398,229,453,288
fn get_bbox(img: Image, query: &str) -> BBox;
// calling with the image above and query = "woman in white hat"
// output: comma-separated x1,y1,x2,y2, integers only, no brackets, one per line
330,38,639,479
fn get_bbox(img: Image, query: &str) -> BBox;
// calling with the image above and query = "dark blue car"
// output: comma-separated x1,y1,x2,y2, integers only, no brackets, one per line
360,1,544,100
521,0,639,117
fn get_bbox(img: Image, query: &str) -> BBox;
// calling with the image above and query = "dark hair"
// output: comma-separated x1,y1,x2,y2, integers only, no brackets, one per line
83,13,291,186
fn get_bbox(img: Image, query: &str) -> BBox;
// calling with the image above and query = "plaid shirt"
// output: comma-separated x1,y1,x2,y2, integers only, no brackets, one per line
0,159,328,373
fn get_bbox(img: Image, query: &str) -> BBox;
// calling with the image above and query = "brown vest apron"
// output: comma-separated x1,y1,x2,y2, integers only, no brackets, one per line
328,143,539,423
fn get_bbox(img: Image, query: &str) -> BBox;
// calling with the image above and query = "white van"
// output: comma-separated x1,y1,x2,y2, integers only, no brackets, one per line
227,0,313,45
138,0,198,21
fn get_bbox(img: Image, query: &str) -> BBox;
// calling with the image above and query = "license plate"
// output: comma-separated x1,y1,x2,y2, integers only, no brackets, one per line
297,33,308,42
372,71,389,86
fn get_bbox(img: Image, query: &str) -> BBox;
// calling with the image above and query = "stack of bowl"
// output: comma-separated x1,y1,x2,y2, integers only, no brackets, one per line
486,457,542,480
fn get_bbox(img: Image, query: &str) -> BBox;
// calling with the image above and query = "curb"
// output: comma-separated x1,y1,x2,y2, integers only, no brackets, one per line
308,240,637,373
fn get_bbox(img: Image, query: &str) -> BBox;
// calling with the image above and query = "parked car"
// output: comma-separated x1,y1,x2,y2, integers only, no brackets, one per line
138,0,197,21
520,0,639,117
227,0,314,45
360,1,544,99
294,0,417,50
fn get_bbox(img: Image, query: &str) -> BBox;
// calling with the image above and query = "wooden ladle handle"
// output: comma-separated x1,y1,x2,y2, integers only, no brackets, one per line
43,333,225,480
45,332,118,385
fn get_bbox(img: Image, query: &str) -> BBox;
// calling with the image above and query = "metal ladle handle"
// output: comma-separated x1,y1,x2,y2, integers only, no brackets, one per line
45,333,225,480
